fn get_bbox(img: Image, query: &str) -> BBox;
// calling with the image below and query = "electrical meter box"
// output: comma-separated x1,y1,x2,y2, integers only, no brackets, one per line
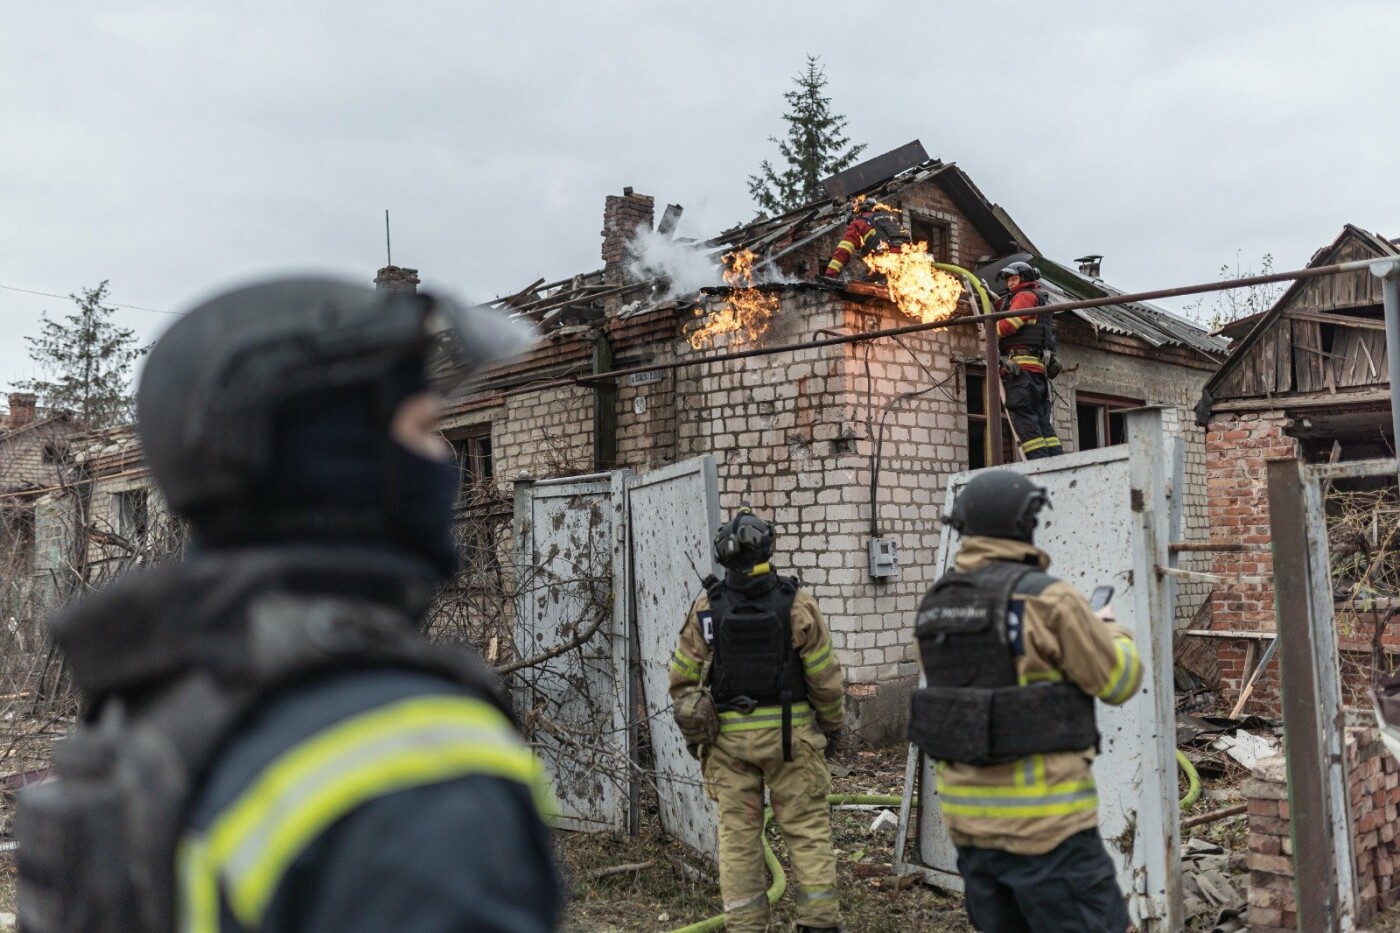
869,537,900,579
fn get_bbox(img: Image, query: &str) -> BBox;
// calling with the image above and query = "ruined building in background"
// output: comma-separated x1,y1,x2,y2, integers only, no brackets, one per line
0,393,75,585
1194,224,1400,716
442,146,1228,741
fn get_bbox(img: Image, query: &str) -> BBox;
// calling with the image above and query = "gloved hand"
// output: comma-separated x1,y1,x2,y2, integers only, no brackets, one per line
824,728,841,761
1000,356,1022,377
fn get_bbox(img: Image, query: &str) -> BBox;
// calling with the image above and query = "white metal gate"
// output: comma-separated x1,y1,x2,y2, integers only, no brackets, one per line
895,408,1183,930
512,472,631,832
628,456,723,858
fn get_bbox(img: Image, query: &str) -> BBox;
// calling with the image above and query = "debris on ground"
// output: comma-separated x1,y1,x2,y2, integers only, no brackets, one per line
1180,837,1246,931
558,747,971,932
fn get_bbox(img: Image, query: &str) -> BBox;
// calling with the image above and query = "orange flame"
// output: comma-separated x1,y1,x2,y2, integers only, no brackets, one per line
862,241,963,323
688,249,778,350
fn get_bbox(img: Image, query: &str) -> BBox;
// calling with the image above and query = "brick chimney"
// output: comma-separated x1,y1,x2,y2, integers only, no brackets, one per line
601,187,655,284
374,266,421,294
7,392,36,430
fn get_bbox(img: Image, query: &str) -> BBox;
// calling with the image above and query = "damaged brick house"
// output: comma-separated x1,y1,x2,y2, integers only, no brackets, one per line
0,393,75,583
442,149,1228,740
1194,224,1400,714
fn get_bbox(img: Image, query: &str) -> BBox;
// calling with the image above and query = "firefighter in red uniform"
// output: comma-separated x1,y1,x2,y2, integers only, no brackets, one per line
823,203,910,280
996,261,1063,459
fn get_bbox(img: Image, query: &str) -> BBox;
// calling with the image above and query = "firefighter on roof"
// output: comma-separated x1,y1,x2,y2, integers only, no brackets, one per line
823,201,910,280
996,260,1064,459
670,507,846,933
908,470,1143,932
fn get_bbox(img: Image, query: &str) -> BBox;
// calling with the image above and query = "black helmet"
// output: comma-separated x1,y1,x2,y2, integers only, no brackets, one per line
713,506,774,570
945,470,1051,543
138,276,534,532
996,261,1040,284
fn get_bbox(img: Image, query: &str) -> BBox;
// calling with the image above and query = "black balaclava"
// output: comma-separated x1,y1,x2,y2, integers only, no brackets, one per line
199,360,461,581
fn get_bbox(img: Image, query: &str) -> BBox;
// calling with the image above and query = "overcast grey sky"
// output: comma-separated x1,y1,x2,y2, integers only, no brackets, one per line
3,2,1397,390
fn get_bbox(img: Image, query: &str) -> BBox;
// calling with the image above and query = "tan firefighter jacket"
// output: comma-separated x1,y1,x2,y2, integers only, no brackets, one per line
928,535,1143,855
670,572,845,737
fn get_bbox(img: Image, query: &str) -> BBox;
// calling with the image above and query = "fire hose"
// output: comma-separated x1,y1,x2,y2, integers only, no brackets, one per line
666,792,910,933
667,754,1202,933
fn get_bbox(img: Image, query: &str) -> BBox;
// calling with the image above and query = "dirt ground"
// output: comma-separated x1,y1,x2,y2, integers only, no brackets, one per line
559,746,970,933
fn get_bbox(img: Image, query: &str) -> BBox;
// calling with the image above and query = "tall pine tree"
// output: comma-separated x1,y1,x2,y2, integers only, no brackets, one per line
748,56,867,216
16,281,146,429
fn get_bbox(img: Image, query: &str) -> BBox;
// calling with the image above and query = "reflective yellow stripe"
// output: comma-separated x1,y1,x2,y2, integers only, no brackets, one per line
177,838,218,933
1043,437,1062,449
1020,670,1064,684
718,703,813,733
937,777,1098,818
1021,437,1050,452
814,696,844,719
803,641,834,675
195,696,547,928
1100,637,1141,704
671,649,702,681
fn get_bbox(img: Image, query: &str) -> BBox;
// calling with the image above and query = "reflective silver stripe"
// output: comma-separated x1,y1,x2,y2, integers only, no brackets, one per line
940,787,1097,808
794,886,839,904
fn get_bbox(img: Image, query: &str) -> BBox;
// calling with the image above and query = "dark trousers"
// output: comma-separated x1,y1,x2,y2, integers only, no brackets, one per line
1002,370,1062,460
955,828,1131,933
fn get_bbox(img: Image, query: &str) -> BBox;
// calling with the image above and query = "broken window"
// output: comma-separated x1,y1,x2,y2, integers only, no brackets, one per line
1075,393,1142,451
452,430,494,503
113,489,150,550
964,367,1015,470
1,504,35,575
909,215,951,264
449,427,500,577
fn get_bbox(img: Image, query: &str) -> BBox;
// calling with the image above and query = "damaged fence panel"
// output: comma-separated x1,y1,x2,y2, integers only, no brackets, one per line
629,455,723,859
896,408,1182,931
512,472,632,833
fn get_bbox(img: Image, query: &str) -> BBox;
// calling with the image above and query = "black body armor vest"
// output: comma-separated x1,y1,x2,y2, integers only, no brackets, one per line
16,548,505,933
865,210,911,251
906,560,1098,766
708,572,806,707
706,571,807,761
998,286,1055,354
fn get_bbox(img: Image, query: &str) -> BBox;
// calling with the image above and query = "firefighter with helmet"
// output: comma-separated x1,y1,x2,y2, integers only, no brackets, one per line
995,260,1063,459
823,200,911,281
908,470,1143,932
670,506,846,933
17,278,562,932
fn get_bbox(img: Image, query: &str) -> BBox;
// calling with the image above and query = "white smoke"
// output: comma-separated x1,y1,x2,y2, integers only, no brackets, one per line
625,226,807,298
625,227,723,299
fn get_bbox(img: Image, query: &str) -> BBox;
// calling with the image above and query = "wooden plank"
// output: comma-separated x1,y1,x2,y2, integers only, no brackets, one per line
1275,318,1294,392
1334,329,1362,386
1293,320,1327,392
1209,387,1392,413
1260,326,1278,393
1284,309,1386,331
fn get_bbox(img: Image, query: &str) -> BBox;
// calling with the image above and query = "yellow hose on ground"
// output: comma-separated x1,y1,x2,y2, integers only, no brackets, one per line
1176,748,1201,810
666,794,907,933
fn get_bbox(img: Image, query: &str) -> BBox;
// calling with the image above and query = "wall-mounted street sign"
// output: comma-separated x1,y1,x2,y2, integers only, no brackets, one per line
628,369,665,387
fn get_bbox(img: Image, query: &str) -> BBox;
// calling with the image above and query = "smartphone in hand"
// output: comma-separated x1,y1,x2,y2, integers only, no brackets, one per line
1089,585,1115,613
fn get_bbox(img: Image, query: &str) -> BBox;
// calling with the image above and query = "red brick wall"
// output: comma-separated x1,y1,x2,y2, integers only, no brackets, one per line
1205,412,1296,713
1245,729,1400,929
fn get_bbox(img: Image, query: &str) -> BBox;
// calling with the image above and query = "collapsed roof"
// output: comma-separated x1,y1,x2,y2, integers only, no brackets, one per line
484,145,1223,361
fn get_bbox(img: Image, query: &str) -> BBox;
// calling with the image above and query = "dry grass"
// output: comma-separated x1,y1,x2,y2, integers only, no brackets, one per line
559,746,971,933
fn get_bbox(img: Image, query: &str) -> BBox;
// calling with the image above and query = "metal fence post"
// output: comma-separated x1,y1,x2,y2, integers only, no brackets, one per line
1268,458,1343,931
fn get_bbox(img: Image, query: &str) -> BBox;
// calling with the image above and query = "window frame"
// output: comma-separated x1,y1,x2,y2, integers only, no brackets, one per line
964,365,1015,470
1075,391,1144,452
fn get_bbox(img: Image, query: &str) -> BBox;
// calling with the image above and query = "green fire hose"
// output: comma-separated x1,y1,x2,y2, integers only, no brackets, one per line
666,753,1202,933
666,793,909,933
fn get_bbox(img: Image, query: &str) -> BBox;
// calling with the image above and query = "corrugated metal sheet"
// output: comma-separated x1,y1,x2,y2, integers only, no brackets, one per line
1034,259,1228,359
